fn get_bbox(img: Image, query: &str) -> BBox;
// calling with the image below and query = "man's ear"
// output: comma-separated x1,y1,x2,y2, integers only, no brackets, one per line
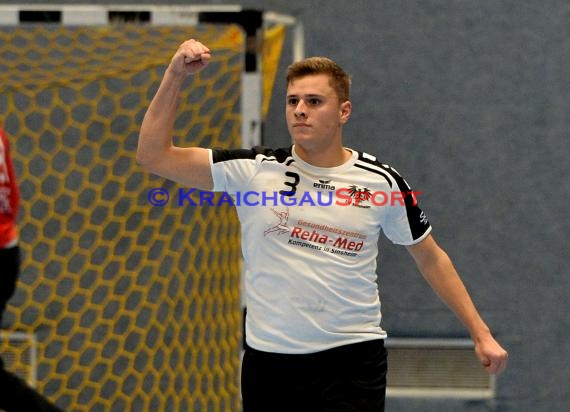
340,100,352,123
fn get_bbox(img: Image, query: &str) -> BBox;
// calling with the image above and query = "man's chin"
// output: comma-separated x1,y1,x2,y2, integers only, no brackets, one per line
292,132,316,145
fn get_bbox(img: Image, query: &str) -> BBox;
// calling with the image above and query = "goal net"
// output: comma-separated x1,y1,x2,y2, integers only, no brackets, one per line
0,8,290,411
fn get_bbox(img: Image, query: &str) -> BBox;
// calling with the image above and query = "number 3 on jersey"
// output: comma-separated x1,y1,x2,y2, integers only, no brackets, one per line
279,171,300,196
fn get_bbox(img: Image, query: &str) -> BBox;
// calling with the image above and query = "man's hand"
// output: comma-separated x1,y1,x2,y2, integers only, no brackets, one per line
169,39,211,76
474,333,508,375
406,235,509,375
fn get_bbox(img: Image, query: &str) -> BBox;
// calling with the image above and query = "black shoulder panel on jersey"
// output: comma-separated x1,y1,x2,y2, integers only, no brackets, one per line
381,165,430,240
257,146,293,164
212,146,293,164
211,147,256,163
353,151,393,188
357,151,430,240
354,163,393,188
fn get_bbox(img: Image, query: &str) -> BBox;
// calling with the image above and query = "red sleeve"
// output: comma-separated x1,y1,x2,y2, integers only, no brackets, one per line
0,128,20,220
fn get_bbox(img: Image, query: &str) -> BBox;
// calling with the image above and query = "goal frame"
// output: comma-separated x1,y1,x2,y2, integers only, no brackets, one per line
0,3,305,148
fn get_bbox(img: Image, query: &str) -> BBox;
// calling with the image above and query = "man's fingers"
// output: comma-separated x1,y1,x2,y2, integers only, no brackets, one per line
184,52,211,64
170,39,211,74
481,352,508,375
180,39,210,61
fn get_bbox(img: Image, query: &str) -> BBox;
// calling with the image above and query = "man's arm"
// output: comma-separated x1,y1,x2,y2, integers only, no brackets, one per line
406,234,508,375
137,39,213,190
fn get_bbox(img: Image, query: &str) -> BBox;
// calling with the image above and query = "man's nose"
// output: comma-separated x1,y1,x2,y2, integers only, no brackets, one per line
294,101,307,118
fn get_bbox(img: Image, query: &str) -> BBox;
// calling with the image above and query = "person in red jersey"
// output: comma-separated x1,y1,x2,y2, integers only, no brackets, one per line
0,127,64,412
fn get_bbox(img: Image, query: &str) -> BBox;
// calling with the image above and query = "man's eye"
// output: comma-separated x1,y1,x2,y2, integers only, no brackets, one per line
288,98,298,105
309,98,321,105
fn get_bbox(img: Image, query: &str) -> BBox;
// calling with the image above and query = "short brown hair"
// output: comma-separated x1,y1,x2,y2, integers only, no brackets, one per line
286,57,351,102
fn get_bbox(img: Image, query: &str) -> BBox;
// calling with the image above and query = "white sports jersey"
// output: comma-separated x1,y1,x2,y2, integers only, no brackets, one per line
210,145,431,354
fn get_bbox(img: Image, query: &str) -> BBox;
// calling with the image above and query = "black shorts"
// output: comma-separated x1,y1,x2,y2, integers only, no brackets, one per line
0,245,20,323
241,339,387,412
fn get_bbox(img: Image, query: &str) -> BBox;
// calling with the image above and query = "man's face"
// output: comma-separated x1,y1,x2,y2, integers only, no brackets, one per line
285,74,350,149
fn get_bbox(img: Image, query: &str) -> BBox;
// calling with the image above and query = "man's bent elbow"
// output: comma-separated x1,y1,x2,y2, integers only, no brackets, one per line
136,133,161,170
136,146,160,172
135,150,150,169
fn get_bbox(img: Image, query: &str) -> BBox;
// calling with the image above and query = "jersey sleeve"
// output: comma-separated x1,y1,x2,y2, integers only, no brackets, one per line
209,147,260,194
379,167,431,245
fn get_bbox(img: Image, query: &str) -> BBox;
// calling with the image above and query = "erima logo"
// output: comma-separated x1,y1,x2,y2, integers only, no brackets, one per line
313,179,336,190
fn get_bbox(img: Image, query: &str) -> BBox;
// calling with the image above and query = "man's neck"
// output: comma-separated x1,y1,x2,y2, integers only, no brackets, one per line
293,144,352,167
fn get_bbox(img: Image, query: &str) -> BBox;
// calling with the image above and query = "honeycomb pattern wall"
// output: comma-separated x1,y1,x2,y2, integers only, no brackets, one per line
0,24,245,411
